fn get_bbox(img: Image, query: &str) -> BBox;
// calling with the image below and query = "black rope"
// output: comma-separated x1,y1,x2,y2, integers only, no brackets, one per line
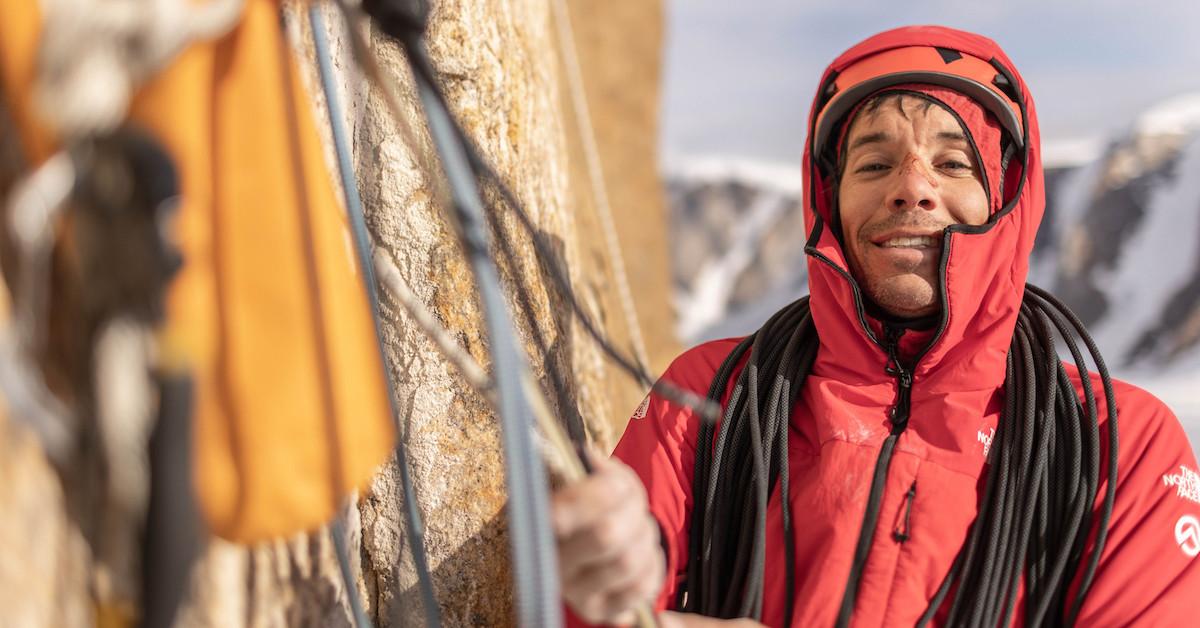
925,286,1119,627
354,5,723,626
485,198,589,443
463,125,722,424
308,7,440,625
683,298,814,621
683,286,1119,627
349,6,1121,625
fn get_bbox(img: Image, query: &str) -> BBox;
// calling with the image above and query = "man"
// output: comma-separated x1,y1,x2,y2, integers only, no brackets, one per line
553,25,1200,627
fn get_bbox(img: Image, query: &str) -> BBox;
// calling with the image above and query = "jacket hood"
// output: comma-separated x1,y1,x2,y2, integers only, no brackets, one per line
801,25,1044,394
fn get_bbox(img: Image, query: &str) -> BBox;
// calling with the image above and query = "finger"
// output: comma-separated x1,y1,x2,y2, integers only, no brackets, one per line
552,461,641,537
561,517,662,626
564,533,651,596
565,517,662,615
567,560,655,628
582,445,611,472
658,612,767,628
552,458,648,537
558,495,652,577
657,611,684,628
594,543,665,622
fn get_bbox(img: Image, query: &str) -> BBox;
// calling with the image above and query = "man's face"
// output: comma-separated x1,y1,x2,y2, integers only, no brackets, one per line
837,95,990,318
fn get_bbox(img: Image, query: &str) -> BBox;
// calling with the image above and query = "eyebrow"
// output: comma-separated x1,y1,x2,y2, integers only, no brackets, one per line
845,130,970,153
938,130,969,143
846,131,890,152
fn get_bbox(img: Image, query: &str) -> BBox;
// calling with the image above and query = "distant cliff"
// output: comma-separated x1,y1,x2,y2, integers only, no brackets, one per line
1031,94,1200,371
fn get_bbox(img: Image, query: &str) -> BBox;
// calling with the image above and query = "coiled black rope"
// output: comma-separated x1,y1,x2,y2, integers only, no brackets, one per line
922,285,1119,628
683,297,814,620
683,285,1118,627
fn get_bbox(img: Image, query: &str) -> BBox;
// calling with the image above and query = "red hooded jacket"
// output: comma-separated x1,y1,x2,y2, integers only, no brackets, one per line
601,25,1200,627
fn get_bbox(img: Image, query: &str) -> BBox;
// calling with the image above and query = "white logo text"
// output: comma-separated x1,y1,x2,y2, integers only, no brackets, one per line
1163,465,1200,505
978,428,995,457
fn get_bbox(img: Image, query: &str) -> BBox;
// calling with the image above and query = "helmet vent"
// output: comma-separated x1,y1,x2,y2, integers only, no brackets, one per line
935,47,963,64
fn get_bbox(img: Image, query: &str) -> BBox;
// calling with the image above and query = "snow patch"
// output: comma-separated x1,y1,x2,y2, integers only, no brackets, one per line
1135,92,1200,137
1089,133,1200,362
664,154,803,194
674,191,792,339
1041,136,1105,169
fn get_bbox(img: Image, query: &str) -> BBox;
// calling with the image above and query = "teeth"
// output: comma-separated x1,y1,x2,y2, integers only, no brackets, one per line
881,236,937,248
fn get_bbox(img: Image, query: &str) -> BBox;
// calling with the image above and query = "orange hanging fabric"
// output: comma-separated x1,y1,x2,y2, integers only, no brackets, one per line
0,0,396,543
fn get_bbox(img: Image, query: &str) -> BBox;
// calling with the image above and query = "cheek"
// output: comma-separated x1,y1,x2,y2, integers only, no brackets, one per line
949,183,991,225
837,188,870,240
837,189,873,271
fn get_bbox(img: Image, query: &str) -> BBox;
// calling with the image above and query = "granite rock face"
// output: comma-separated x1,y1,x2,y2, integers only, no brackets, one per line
0,0,672,626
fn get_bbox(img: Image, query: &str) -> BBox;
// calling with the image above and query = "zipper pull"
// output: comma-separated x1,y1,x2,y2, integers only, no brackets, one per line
883,324,904,375
890,371,912,426
892,482,917,542
883,325,913,431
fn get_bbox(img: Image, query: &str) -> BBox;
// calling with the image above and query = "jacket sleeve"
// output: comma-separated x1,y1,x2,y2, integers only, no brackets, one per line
609,381,702,612
1073,383,1200,625
563,342,729,628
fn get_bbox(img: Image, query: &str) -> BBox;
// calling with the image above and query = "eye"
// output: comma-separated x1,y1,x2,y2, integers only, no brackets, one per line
939,159,972,171
855,162,890,174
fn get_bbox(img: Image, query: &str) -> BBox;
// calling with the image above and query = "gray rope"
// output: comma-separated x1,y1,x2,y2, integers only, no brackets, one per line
309,5,440,626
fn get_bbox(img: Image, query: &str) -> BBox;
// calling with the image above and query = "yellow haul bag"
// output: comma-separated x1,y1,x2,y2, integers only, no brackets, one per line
0,0,395,542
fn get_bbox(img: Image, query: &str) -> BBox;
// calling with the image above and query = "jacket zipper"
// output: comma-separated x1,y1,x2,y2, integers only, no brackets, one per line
892,482,917,543
835,325,913,627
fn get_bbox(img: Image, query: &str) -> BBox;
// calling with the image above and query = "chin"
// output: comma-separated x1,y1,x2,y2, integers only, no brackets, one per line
867,275,939,319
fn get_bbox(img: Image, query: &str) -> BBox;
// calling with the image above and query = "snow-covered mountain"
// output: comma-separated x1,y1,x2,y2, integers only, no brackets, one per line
666,93,1200,451
1032,93,1200,371
668,157,807,340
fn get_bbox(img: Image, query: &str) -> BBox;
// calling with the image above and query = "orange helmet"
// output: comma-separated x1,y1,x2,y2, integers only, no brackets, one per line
811,45,1026,168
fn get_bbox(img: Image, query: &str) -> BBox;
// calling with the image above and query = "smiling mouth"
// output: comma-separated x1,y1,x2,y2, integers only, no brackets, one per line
876,235,939,249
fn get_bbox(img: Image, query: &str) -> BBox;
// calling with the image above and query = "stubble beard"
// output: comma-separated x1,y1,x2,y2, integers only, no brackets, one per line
863,272,940,318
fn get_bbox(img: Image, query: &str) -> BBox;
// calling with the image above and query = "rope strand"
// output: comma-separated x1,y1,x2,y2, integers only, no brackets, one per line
549,0,652,373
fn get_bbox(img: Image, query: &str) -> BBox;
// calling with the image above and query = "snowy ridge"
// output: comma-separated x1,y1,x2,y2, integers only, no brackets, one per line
663,154,804,195
1085,132,1200,366
1041,136,1105,169
1134,92,1200,137
674,191,793,339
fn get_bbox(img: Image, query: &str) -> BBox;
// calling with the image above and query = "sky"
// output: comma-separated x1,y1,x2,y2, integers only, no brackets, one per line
660,1,1200,164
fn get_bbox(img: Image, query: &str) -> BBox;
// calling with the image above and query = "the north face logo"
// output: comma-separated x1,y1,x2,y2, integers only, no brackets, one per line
978,428,995,457
1163,465,1200,505
1176,515,1200,558
632,394,651,420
